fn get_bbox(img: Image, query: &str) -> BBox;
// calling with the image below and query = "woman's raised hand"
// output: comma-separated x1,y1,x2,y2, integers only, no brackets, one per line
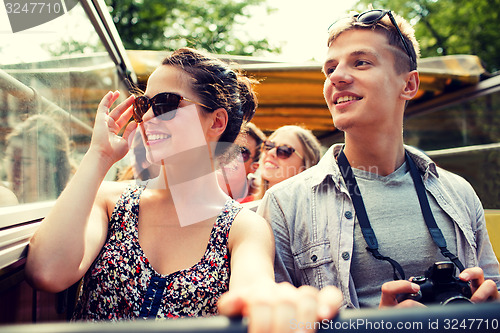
90,91,137,168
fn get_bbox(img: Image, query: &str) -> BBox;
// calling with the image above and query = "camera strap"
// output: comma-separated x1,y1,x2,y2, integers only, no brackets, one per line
337,148,465,281
405,150,466,272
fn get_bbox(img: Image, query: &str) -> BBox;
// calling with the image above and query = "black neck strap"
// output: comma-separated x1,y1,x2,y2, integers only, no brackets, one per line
337,148,465,281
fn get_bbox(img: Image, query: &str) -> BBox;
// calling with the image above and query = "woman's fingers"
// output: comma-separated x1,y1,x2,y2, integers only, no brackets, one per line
317,285,343,319
218,282,343,333
122,120,138,142
95,92,135,135
108,94,135,122
97,91,119,115
90,92,136,164
295,285,319,325
115,103,135,128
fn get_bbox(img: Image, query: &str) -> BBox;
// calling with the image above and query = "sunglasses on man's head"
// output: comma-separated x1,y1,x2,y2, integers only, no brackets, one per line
329,9,416,69
353,9,416,67
132,92,210,124
262,141,303,160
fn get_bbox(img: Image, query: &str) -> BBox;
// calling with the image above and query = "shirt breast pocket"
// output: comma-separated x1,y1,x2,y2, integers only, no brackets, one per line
293,242,336,288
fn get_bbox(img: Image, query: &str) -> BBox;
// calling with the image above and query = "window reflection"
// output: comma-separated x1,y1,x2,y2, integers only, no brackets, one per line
0,2,127,209
404,91,500,209
4,115,75,204
404,92,500,150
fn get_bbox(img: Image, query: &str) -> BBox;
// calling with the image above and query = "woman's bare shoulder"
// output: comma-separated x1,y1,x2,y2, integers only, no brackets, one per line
99,180,131,195
235,206,268,226
229,206,273,248
97,180,134,214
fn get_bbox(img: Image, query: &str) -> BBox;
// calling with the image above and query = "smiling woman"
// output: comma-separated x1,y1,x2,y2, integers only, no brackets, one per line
23,48,342,325
254,124,322,200
25,47,258,319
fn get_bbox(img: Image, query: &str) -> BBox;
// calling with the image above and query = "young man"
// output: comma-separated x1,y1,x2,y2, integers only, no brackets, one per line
257,9,500,308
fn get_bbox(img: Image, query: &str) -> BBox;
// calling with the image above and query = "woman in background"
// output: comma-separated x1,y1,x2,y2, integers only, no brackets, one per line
4,114,74,203
255,125,322,200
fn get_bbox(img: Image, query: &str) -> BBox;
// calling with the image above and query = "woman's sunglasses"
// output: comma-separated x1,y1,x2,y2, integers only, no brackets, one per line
262,141,303,160
353,9,415,67
239,146,251,163
132,92,210,123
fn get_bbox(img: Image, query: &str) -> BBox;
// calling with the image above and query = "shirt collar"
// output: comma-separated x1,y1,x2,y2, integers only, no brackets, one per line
404,145,439,180
310,144,344,188
310,144,439,188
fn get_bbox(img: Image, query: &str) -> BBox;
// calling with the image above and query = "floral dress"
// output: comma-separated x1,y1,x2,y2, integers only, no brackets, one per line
72,184,240,321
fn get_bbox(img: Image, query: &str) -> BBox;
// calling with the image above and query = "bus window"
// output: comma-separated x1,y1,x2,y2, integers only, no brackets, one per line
404,89,499,150
404,82,500,209
0,3,128,211
0,1,134,324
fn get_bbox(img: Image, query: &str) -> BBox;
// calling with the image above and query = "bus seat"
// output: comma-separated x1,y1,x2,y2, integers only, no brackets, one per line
485,209,500,263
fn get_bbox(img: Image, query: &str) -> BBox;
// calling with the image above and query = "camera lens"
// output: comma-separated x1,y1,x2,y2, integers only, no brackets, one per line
441,296,473,306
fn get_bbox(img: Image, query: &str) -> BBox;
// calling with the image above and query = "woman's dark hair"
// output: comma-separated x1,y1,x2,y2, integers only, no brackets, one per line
162,48,258,152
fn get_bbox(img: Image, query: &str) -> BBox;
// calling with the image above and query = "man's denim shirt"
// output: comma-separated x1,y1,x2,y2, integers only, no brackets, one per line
257,144,500,308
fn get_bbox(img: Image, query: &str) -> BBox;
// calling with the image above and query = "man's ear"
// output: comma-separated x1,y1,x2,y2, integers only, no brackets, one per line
401,70,420,101
207,108,228,139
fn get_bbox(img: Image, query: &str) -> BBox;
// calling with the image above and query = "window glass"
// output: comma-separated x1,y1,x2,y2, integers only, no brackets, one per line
404,92,500,150
404,89,500,208
0,3,126,207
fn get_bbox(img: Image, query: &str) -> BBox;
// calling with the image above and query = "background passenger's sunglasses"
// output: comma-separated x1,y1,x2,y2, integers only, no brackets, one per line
262,141,303,160
353,9,416,67
239,146,251,162
133,92,210,123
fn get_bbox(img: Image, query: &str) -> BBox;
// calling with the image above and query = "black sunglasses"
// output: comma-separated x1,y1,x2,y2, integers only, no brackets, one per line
239,146,251,163
133,92,210,123
262,141,303,160
353,9,416,67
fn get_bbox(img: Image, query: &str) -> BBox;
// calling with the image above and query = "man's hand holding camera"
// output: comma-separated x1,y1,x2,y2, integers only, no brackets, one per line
380,262,499,308
459,266,499,303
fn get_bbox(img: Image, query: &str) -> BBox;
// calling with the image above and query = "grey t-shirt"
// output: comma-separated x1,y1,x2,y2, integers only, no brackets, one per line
351,161,457,308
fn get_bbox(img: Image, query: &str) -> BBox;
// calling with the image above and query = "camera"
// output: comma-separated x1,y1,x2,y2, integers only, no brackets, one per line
399,261,472,305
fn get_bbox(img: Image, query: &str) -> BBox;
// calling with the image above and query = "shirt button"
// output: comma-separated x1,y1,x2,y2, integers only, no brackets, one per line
311,254,318,262
342,252,350,260
345,211,353,219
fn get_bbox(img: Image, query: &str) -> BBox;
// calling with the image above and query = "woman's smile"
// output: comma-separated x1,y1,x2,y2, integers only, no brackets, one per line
146,131,172,145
